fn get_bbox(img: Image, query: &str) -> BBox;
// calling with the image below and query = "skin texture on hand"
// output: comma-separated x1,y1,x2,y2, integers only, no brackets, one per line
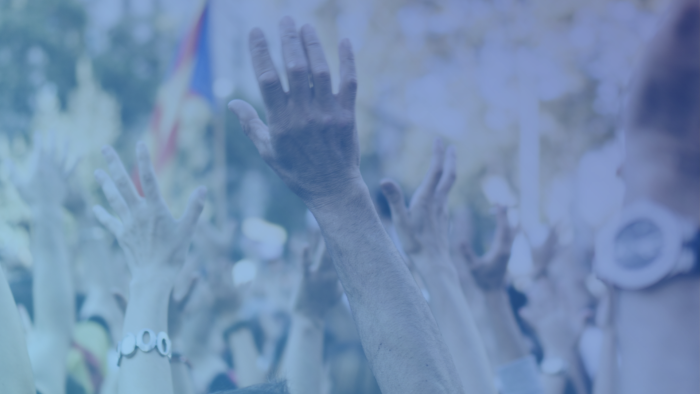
230,17,464,394
228,19,360,209
93,142,206,394
93,143,206,285
381,140,496,394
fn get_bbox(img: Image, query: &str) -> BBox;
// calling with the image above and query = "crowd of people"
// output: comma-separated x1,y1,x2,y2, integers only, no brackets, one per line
0,0,698,393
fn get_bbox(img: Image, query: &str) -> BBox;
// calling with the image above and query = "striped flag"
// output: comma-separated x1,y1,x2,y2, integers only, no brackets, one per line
147,0,214,174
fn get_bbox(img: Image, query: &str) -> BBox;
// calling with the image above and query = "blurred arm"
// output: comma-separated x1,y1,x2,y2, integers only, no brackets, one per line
93,144,206,394
282,240,341,394
230,18,464,394
227,327,266,387
0,266,36,394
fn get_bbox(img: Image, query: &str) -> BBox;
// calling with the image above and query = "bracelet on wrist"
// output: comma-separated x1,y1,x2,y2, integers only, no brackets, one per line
117,329,172,366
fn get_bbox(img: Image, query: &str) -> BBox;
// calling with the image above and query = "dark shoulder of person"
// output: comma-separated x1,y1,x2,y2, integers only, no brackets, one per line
212,380,288,394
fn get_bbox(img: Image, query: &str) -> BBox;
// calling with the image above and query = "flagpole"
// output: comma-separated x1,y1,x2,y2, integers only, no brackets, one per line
214,99,228,226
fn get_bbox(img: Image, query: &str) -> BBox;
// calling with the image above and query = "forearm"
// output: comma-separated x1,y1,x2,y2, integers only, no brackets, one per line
31,206,74,336
29,207,73,394
171,362,196,394
541,346,588,394
228,328,265,387
310,182,464,394
592,327,616,394
481,290,529,366
282,313,325,394
413,254,495,394
118,281,173,394
0,267,36,394
616,276,700,394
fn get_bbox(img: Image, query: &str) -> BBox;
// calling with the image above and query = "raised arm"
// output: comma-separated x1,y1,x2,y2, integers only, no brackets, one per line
0,266,36,394
282,236,342,394
93,143,206,394
458,207,529,368
229,18,464,394
380,141,495,394
12,136,75,394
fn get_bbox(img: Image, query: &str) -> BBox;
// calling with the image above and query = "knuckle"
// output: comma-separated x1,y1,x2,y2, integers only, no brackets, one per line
250,36,269,53
287,64,308,78
258,71,280,90
342,76,358,91
313,67,331,82
282,29,299,41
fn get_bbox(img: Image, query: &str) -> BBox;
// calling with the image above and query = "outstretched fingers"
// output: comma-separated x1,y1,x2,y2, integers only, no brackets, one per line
178,186,207,237
412,138,446,205
228,100,272,158
301,24,333,103
249,28,286,111
279,17,310,103
94,169,130,222
93,205,123,238
337,39,357,111
435,145,457,204
101,146,140,207
136,142,162,204
380,179,409,226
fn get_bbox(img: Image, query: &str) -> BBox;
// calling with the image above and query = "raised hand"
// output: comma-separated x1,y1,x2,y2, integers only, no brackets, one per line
461,206,515,291
380,139,456,260
530,228,558,278
92,143,206,286
382,140,496,394
294,237,342,322
519,278,587,358
11,134,76,210
228,17,359,208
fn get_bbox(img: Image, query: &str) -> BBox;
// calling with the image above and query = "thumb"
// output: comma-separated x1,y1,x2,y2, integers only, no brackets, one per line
380,179,408,225
228,99,271,157
301,246,313,278
459,239,480,267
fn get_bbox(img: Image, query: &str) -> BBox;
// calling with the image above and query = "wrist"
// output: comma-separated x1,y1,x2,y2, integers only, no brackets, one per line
306,177,370,216
129,278,174,300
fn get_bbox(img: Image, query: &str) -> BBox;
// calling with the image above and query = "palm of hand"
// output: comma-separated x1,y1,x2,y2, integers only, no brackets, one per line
116,202,189,280
93,144,206,285
229,18,360,206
